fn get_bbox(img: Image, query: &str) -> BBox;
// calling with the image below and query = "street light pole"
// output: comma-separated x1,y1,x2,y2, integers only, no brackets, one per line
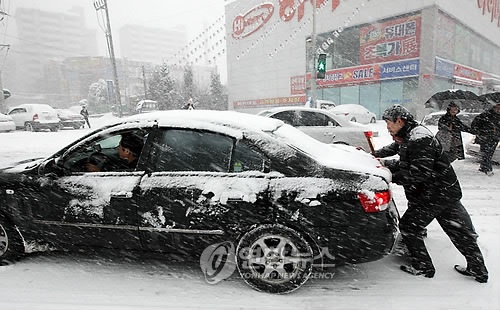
94,0,122,117
311,0,317,108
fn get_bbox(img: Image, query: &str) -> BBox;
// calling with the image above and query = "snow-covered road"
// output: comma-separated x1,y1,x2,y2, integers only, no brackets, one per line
0,115,498,309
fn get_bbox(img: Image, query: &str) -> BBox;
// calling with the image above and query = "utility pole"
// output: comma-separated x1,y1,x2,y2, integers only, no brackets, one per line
142,65,148,99
311,0,317,108
94,0,122,117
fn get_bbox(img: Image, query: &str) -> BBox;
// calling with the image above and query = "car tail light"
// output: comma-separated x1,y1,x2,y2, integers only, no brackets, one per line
357,191,391,213
32,113,39,121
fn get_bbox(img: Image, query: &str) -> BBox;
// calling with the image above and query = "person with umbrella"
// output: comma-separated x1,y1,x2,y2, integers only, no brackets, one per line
471,101,500,176
436,101,473,162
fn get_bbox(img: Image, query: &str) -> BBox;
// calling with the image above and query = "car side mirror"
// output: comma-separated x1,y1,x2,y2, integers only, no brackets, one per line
38,157,63,177
93,144,102,153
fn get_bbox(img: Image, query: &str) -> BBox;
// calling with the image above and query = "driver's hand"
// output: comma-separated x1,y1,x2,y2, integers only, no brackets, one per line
86,163,100,172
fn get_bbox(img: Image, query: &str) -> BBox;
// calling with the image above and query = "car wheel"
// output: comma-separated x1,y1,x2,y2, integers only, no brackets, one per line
370,117,376,123
236,224,313,294
350,117,357,122
24,123,34,132
0,214,24,265
50,126,59,132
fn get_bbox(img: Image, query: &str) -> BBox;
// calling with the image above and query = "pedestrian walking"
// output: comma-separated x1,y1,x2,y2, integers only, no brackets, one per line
182,98,195,110
80,106,91,128
470,103,500,176
436,101,473,162
374,104,488,283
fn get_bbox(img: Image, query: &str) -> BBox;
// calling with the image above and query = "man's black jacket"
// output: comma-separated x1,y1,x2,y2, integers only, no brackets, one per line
374,121,462,203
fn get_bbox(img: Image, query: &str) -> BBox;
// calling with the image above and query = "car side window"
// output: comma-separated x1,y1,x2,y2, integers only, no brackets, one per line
297,111,329,126
9,108,26,115
271,111,296,126
153,129,233,172
231,140,268,173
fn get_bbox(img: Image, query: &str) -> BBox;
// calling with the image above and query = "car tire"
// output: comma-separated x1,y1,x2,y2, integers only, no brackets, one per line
0,214,24,265
370,117,376,123
50,126,59,132
236,224,313,294
24,122,34,132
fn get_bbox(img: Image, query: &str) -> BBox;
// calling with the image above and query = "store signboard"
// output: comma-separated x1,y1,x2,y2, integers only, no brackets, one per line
308,59,419,88
233,95,306,108
380,59,419,79
454,64,482,82
359,15,421,65
435,58,455,78
290,75,306,95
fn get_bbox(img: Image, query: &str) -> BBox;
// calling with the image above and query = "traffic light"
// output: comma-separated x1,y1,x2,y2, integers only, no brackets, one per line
317,53,327,79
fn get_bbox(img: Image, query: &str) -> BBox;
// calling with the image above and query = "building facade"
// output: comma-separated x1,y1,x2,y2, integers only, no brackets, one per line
119,24,187,65
225,0,500,118
4,7,97,102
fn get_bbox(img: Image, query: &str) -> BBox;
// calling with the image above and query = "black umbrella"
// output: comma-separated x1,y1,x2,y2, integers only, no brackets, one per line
424,89,482,111
478,92,500,105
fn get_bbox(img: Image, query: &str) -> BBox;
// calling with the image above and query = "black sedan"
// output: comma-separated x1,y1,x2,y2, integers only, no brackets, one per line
0,110,399,294
56,108,85,129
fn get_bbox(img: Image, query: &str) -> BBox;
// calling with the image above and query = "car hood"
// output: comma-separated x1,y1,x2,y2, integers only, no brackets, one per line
0,157,44,174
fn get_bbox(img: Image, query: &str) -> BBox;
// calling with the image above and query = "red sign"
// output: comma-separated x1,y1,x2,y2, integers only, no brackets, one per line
308,64,381,88
477,0,500,26
232,3,274,39
454,64,483,82
359,15,421,64
279,0,339,22
233,95,306,108
232,0,343,39
290,75,306,95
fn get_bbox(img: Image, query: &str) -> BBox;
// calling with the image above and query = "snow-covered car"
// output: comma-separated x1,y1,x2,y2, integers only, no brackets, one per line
327,104,377,124
257,106,376,152
465,137,500,163
7,103,60,132
135,99,159,113
421,110,480,127
0,112,16,132
0,110,398,294
56,108,85,129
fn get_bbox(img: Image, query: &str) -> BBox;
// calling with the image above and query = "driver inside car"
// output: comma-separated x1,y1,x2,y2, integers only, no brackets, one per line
86,132,144,172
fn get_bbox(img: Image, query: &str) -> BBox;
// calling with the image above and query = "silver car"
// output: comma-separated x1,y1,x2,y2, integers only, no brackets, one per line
257,106,375,152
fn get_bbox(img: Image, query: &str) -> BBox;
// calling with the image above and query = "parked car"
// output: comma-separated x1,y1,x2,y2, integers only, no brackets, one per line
135,99,160,113
257,106,376,152
328,104,377,124
0,110,398,294
0,112,16,132
421,110,480,127
465,137,500,163
7,104,60,132
56,108,85,129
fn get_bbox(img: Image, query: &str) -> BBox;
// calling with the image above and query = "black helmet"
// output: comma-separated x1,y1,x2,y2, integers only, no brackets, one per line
382,105,414,122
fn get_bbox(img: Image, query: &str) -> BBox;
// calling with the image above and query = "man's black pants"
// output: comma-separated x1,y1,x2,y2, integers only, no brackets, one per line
399,200,487,275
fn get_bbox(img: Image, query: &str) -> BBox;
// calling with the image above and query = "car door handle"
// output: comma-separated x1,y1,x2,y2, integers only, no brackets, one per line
110,191,133,199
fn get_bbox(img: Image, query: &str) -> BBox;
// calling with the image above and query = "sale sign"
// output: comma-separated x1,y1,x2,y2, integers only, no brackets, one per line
360,15,421,64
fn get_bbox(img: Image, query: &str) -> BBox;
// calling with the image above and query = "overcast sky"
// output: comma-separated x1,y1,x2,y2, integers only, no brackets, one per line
6,0,227,46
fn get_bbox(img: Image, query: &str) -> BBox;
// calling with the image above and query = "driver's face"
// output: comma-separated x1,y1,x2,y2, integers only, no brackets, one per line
118,144,128,160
